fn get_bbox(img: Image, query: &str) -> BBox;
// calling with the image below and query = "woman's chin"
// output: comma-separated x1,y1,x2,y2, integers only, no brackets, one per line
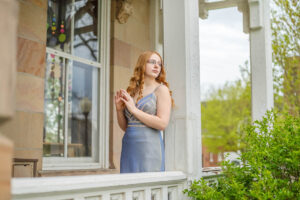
145,74,158,79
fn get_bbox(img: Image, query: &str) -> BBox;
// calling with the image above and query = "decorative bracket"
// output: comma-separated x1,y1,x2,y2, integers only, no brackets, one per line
116,0,133,24
198,0,253,34
237,0,250,33
199,0,208,19
248,0,263,30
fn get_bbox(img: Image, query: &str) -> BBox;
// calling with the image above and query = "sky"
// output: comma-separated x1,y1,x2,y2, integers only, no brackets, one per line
199,7,250,100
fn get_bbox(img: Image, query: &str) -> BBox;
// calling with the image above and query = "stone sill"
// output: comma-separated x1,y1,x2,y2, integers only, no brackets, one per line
39,168,119,177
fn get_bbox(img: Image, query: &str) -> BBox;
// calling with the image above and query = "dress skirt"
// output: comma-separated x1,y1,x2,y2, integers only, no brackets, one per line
120,126,165,173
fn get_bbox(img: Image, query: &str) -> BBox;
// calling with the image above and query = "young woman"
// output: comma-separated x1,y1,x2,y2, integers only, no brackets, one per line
114,51,174,173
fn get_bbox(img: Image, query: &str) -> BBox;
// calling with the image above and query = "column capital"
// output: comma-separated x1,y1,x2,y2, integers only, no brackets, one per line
248,0,263,30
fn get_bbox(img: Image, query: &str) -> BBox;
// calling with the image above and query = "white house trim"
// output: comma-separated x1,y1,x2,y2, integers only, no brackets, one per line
249,0,274,120
163,0,202,180
198,0,273,121
12,172,187,200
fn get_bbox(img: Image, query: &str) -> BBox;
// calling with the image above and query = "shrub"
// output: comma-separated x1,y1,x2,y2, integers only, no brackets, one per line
184,111,300,199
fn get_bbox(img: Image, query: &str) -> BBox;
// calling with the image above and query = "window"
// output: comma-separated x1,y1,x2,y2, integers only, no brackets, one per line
209,153,214,163
43,0,110,170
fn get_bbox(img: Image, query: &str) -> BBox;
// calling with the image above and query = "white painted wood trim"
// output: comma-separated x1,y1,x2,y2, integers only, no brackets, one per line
43,0,111,170
99,0,111,169
12,171,187,200
42,162,101,171
163,0,202,180
46,47,102,68
249,0,273,120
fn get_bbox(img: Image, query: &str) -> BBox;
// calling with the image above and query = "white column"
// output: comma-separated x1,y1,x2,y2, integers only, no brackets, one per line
248,0,273,120
163,0,202,179
149,0,163,55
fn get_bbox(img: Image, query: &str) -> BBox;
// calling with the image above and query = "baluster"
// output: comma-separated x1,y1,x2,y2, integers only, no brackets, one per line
101,193,110,200
168,187,177,200
151,188,161,200
144,188,151,200
162,186,168,200
133,190,143,200
110,193,124,200
177,184,184,199
125,190,133,200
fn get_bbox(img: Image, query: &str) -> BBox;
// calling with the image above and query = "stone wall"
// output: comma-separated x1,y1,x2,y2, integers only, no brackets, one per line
110,0,151,171
0,0,153,176
0,0,18,198
0,0,47,177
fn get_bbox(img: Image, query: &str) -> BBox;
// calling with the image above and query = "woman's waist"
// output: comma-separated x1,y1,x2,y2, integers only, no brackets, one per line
125,124,160,133
127,120,146,127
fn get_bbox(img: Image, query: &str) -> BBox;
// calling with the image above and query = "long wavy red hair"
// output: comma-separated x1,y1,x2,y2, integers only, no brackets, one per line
126,51,174,107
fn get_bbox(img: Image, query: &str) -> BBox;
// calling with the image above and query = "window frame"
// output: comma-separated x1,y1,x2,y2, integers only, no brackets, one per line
43,0,111,171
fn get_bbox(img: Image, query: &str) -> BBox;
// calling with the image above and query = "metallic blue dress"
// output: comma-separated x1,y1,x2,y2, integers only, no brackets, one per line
120,86,165,173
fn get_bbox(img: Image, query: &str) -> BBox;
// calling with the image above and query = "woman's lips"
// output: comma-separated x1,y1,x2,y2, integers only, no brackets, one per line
152,70,159,74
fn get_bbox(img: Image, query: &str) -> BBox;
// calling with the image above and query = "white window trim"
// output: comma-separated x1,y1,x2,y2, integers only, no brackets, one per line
209,152,214,162
43,0,111,171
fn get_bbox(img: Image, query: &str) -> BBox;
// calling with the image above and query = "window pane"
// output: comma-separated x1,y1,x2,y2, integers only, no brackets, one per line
73,0,99,61
43,54,66,157
47,0,72,53
67,61,99,157
47,0,99,61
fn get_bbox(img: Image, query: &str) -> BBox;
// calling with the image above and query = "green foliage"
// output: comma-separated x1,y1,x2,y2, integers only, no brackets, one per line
184,111,300,199
202,0,300,155
271,0,300,116
201,61,251,153
44,65,65,144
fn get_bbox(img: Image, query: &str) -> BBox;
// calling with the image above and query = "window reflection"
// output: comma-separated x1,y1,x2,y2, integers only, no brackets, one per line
43,54,66,157
47,0,99,61
43,56,99,158
67,61,99,157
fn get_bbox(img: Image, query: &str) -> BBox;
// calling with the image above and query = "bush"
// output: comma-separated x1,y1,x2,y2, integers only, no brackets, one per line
183,111,300,199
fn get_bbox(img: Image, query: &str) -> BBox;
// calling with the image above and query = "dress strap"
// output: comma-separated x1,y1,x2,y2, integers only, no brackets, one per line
153,83,163,93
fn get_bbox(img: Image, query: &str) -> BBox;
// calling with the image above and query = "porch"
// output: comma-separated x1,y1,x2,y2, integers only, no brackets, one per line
12,172,187,200
0,0,273,199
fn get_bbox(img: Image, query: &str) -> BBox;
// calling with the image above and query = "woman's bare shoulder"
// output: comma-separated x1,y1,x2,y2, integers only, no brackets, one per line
155,84,170,97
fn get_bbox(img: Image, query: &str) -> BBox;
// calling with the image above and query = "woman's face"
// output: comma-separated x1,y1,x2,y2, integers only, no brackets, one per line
144,53,162,79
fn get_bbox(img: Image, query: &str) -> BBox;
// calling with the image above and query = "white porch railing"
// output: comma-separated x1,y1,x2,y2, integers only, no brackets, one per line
11,171,187,200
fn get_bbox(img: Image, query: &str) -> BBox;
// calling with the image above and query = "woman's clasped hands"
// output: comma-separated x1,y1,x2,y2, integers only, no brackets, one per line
114,89,137,114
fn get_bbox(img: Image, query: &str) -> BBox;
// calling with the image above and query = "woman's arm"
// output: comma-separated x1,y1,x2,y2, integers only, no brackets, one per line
120,86,171,131
116,109,127,132
115,90,127,132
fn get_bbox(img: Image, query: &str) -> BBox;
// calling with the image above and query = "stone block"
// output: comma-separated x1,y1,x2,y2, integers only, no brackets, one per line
0,135,13,200
18,0,47,44
114,20,127,41
132,0,149,25
130,45,144,69
111,38,131,68
16,73,44,113
124,17,150,50
0,0,18,119
112,65,132,92
0,111,44,150
25,0,47,9
17,37,46,78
